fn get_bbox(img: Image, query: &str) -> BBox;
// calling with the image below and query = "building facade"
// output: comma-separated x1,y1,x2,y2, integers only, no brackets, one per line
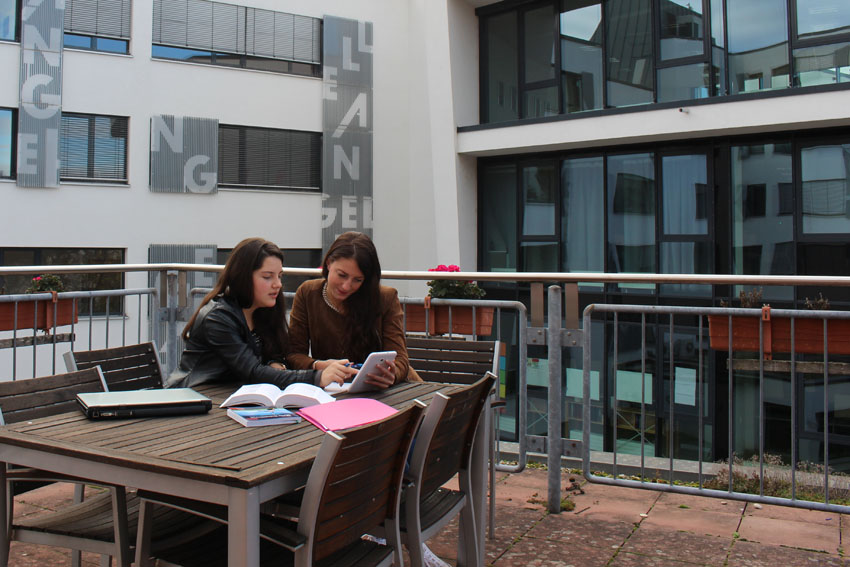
2,0,850,468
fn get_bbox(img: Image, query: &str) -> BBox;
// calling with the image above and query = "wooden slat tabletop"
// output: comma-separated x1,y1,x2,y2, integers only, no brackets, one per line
0,381,456,489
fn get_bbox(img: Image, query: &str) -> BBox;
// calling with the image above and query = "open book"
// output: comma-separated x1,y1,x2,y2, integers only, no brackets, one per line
220,382,334,409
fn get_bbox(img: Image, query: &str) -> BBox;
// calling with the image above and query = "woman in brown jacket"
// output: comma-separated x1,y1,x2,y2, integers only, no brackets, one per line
286,231,417,388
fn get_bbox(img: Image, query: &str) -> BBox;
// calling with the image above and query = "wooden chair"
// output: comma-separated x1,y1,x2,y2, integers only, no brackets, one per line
133,401,426,567
391,372,496,567
406,336,500,384
0,367,134,567
64,342,164,391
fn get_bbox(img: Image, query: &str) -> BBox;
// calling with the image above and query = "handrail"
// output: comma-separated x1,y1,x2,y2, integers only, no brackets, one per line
4,264,850,286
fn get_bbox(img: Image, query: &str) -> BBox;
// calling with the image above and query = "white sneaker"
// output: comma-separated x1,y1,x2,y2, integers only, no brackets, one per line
422,543,451,567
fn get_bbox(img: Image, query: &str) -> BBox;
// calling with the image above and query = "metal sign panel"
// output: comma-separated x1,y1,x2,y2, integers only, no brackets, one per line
322,16,373,246
17,0,64,188
150,115,219,194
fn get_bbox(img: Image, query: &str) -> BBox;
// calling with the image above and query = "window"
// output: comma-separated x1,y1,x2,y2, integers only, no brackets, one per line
60,113,128,183
1,0,18,41
0,107,13,179
605,0,654,107
63,0,131,54
0,248,125,315
560,1,603,113
218,125,321,191
151,0,321,78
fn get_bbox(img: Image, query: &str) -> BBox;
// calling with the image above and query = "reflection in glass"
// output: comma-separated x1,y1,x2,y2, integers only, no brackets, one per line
660,242,712,296
608,154,655,276
659,0,704,61
710,0,724,48
731,143,793,301
793,43,850,87
524,4,556,83
486,12,519,123
657,63,710,102
610,322,657,456
712,47,727,95
521,242,559,271
562,157,603,272
727,0,789,94
560,1,603,113
0,0,16,41
481,164,518,271
522,164,556,236
796,0,850,40
605,0,653,107
0,108,11,178
801,144,850,234
523,86,559,118
662,155,708,235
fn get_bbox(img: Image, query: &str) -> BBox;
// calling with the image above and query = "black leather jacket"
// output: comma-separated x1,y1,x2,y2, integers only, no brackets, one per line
166,296,319,389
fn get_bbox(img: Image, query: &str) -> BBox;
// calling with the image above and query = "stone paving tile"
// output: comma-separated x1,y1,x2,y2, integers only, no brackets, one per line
621,523,731,565
641,494,742,538
490,535,613,567
737,509,841,553
743,499,840,526
726,539,845,566
610,550,715,566
571,482,661,524
527,513,636,550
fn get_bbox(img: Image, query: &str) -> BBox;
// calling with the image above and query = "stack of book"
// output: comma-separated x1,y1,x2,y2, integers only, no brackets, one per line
226,407,301,427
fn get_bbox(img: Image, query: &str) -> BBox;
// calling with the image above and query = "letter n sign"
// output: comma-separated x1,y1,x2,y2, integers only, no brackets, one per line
150,115,218,194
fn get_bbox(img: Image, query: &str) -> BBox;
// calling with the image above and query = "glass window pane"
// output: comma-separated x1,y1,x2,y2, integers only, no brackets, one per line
657,63,711,102
712,46,727,95
801,143,850,234
731,143,793,301
523,86,559,118
63,33,94,49
485,12,518,123
521,242,559,271
608,153,656,274
605,0,654,107
560,1,603,113
793,43,850,87
524,5,556,83
660,242,712,296
710,0,724,48
522,163,557,236
0,0,16,41
562,156,604,272
727,0,789,94
796,0,850,40
660,0,705,61
0,108,11,178
662,154,708,235
481,164,518,271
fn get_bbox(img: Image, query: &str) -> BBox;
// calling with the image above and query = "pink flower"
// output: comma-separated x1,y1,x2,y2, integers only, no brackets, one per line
33,276,41,281
448,265,460,272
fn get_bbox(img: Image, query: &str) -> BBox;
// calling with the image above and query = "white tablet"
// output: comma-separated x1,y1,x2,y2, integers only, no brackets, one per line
324,350,398,394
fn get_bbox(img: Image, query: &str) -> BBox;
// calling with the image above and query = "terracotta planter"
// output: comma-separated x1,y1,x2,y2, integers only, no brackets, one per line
0,296,79,332
707,307,850,359
404,303,494,336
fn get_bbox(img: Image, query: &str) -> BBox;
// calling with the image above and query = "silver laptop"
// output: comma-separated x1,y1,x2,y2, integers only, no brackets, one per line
76,388,212,419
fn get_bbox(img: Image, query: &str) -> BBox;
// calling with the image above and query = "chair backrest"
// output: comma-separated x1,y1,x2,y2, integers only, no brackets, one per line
406,336,500,384
411,373,496,499
0,367,106,425
64,342,164,391
298,401,425,563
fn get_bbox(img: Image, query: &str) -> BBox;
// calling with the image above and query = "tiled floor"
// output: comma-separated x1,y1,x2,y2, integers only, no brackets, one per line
7,465,849,566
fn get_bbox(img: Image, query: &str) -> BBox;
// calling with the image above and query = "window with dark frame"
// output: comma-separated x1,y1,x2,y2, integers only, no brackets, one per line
218,124,321,191
0,107,14,179
59,113,128,183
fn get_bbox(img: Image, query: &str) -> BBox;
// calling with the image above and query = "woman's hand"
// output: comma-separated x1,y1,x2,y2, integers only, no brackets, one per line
315,359,357,388
269,362,287,370
364,360,396,390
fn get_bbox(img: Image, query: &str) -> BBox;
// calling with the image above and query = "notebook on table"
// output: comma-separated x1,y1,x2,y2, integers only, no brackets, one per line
76,388,212,419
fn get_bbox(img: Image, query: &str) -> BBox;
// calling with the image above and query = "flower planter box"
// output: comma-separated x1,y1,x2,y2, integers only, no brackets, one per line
0,297,79,332
405,304,494,336
707,308,850,359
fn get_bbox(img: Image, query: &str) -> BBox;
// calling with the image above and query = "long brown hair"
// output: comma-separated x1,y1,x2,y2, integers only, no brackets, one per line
321,232,382,360
183,238,288,360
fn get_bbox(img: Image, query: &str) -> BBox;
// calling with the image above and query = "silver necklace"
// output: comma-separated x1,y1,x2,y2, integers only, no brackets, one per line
322,282,343,314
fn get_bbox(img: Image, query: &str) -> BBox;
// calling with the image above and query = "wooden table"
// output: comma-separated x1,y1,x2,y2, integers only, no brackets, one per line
0,381,485,567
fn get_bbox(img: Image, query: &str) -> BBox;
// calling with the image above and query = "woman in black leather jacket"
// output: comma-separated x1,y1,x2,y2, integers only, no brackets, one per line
166,238,343,390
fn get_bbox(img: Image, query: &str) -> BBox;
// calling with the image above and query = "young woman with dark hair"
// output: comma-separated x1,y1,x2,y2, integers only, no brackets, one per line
167,237,342,390
286,231,417,388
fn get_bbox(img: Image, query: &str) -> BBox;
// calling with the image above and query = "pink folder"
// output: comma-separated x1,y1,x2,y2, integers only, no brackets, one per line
296,398,398,432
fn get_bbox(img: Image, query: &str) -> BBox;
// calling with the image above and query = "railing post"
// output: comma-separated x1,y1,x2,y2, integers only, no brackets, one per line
547,285,563,514
165,270,180,376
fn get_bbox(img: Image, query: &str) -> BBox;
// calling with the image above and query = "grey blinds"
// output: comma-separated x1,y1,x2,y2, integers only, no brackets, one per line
64,0,132,39
152,0,321,64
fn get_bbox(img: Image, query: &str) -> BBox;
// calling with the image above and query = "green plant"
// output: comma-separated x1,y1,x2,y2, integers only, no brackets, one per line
25,274,65,293
805,292,830,310
426,264,485,299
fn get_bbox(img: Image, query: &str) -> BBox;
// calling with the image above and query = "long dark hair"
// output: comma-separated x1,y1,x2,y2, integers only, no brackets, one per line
184,238,288,361
321,231,382,360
